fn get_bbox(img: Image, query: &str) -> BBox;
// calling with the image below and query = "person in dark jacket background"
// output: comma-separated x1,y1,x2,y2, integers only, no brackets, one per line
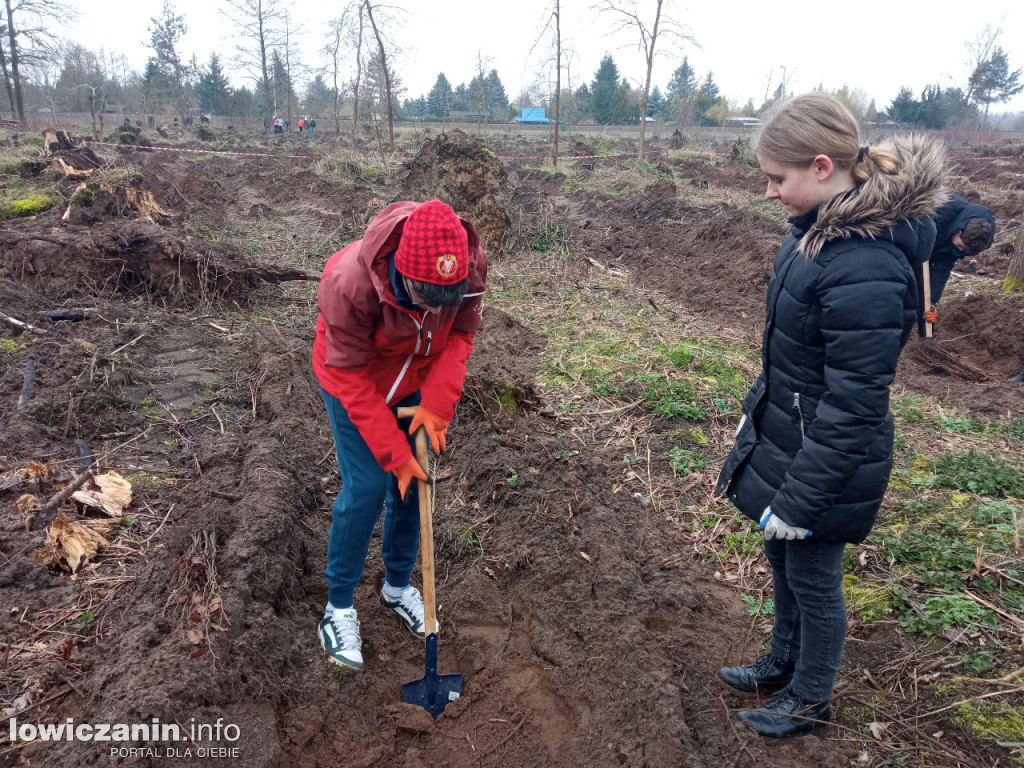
313,199,487,671
923,193,995,324
714,93,945,739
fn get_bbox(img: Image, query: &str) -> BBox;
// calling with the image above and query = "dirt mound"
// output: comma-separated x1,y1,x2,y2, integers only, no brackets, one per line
574,196,783,325
400,129,511,253
900,292,1024,413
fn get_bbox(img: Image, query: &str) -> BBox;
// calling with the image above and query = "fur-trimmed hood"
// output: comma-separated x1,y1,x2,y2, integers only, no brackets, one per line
799,134,948,258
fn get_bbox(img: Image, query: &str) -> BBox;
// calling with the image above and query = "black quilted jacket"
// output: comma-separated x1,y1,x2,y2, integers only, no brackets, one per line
715,135,946,543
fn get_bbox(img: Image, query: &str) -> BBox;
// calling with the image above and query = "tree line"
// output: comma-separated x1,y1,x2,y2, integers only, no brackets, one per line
2,0,1021,138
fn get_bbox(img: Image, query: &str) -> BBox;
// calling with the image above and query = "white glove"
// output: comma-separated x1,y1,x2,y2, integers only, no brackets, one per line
759,507,812,540
734,414,747,438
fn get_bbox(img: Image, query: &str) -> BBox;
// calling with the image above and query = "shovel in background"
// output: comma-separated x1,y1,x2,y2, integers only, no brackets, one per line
396,406,463,719
920,259,934,340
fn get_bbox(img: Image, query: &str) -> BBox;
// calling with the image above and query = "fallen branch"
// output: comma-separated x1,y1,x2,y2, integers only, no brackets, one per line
35,468,96,529
0,310,45,334
111,334,146,356
914,685,1024,719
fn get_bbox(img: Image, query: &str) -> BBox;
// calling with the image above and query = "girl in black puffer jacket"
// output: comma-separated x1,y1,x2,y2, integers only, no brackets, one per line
714,93,946,740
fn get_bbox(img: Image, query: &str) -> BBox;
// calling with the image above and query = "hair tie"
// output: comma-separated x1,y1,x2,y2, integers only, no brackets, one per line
856,145,869,164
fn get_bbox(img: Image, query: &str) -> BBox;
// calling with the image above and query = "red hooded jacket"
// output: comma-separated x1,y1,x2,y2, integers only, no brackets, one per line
313,201,487,472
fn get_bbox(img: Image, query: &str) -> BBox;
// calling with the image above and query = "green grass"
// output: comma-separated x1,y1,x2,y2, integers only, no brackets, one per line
935,450,1024,497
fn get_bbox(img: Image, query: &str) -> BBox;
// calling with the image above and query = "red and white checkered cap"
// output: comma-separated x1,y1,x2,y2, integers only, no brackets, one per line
394,200,470,285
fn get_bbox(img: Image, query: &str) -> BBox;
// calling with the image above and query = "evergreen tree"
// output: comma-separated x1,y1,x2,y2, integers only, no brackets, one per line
485,69,508,114
647,85,666,119
570,83,591,124
364,49,404,116
666,56,697,100
591,55,621,125
694,72,722,125
195,53,232,114
229,85,257,120
403,96,428,118
141,58,175,111
969,46,1023,117
147,0,190,114
865,99,878,124
700,72,719,99
303,74,333,118
887,87,919,124
451,82,469,111
427,73,452,117
270,49,294,116
616,80,640,123
917,85,966,128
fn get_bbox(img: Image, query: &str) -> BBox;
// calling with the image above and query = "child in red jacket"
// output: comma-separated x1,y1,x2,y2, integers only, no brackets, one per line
313,200,487,670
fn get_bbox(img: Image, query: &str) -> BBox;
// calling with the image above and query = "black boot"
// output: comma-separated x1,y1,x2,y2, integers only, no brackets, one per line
717,653,794,694
1010,366,1024,383
738,687,830,739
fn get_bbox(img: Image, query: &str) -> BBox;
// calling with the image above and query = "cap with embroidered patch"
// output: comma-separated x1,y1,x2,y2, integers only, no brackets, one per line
395,200,469,285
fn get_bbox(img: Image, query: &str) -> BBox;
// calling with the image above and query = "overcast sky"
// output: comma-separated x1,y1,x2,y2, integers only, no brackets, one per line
57,0,1024,114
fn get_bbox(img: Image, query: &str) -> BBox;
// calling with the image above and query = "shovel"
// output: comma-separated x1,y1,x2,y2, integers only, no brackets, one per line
396,406,463,719
921,260,934,340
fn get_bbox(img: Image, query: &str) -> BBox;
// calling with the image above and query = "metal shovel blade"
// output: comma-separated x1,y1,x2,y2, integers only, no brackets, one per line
402,633,463,719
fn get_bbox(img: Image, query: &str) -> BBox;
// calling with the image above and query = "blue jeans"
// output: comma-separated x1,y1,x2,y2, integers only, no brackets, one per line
764,537,847,702
320,388,421,608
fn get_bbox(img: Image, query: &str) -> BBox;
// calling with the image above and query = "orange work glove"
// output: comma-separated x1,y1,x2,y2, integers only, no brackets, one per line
408,406,450,454
924,304,938,324
394,456,427,501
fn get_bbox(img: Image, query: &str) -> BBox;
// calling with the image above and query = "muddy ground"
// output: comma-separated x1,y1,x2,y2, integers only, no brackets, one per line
1,125,1022,768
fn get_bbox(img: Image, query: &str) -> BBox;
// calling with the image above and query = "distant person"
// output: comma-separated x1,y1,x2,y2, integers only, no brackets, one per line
309,118,316,137
263,116,271,134
313,200,488,670
298,117,305,133
924,194,996,324
715,93,944,740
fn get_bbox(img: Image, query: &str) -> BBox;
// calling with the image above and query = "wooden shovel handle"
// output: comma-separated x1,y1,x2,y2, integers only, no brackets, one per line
921,260,933,339
396,406,438,635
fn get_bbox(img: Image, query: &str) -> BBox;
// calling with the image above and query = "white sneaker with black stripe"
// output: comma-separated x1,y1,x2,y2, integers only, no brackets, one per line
318,607,363,670
379,585,435,638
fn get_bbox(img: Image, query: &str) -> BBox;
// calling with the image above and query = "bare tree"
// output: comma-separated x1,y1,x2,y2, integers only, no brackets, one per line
351,3,365,138
324,2,362,135
529,1,565,166
362,1,396,150
221,0,287,124
595,0,695,160
0,22,14,115
471,50,494,133
73,83,105,140
552,1,561,166
3,0,76,125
